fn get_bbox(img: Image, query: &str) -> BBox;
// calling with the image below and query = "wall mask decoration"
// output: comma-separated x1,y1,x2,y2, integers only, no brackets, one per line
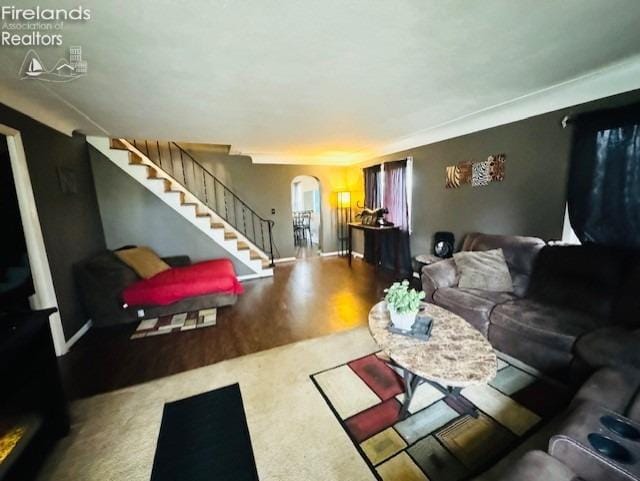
445,154,505,189
487,154,506,182
445,161,472,189
471,161,491,187
445,165,461,189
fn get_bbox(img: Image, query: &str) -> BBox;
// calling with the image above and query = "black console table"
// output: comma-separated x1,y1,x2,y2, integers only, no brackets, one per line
347,223,400,276
0,308,69,481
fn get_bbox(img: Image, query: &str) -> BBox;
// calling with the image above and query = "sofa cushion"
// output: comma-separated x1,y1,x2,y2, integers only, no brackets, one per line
574,327,640,371
490,298,600,352
73,250,139,326
492,450,576,481
612,253,640,328
461,233,545,297
573,367,640,422
453,248,514,292
527,244,627,320
434,287,516,335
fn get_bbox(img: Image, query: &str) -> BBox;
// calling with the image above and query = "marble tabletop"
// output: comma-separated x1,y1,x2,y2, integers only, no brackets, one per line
368,301,497,387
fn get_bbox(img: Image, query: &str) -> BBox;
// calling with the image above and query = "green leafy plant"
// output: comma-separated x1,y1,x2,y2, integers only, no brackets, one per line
384,280,426,314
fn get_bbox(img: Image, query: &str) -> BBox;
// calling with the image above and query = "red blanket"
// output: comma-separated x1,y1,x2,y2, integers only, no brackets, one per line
123,258,243,306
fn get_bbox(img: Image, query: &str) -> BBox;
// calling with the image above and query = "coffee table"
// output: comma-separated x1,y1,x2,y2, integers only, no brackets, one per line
368,301,497,419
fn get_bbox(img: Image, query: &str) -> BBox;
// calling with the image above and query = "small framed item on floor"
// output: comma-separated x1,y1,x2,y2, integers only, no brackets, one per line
131,309,217,339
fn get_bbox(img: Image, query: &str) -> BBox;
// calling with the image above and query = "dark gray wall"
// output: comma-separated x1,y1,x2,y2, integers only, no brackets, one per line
350,89,640,256
89,147,253,275
184,150,351,258
0,103,106,340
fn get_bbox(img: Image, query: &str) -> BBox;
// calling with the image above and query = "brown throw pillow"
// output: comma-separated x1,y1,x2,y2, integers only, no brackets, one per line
453,248,514,292
114,246,170,279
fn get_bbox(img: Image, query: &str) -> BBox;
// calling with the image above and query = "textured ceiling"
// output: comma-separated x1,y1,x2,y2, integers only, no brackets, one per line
1,0,640,164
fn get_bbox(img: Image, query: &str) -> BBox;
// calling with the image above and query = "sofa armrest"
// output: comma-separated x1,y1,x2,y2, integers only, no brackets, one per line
161,255,191,268
421,258,459,301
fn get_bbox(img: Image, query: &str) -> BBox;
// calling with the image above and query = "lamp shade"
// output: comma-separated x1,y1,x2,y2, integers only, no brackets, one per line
337,191,351,208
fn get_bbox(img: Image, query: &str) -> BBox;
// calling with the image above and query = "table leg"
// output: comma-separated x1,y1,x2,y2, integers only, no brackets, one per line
373,232,379,271
425,382,479,418
399,370,421,420
348,225,352,266
384,357,478,420
394,229,400,279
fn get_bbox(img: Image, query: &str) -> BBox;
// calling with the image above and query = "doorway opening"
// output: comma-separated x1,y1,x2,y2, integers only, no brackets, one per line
291,175,321,258
1,126,65,355
0,137,33,312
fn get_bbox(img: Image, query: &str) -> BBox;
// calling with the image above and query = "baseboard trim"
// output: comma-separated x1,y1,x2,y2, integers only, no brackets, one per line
65,319,92,351
320,251,364,258
274,257,296,264
238,273,263,281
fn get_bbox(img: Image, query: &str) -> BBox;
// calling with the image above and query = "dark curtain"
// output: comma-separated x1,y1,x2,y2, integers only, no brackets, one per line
381,160,411,273
568,102,640,248
363,165,381,263
363,165,381,208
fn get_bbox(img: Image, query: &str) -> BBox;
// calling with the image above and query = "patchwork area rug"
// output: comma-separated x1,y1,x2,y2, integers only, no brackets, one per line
131,308,217,339
311,352,569,481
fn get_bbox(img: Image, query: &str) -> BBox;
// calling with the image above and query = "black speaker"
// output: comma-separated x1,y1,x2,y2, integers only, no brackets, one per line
433,231,454,258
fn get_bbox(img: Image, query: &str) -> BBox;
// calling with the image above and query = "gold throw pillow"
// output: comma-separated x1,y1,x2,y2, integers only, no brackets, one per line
115,246,170,279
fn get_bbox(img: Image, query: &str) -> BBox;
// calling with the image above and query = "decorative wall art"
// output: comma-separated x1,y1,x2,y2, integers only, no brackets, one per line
445,154,505,189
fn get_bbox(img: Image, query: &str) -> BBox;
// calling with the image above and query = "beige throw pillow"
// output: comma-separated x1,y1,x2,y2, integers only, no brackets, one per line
453,248,514,292
115,246,170,279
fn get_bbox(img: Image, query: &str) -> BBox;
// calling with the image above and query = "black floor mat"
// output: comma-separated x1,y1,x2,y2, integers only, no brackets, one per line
151,383,259,481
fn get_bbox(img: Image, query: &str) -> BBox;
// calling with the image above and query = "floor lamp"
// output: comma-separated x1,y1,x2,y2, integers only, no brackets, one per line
337,191,351,256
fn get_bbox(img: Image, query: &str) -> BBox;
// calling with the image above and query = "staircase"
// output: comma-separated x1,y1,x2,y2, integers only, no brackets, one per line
87,136,275,278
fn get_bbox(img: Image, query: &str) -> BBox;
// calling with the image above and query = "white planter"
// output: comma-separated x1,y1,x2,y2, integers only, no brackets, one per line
389,307,418,330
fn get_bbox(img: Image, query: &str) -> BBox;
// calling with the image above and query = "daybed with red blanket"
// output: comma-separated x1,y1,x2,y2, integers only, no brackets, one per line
75,250,243,327
123,258,243,306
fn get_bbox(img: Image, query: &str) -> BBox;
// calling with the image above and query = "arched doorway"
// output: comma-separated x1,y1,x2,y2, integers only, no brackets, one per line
291,175,321,258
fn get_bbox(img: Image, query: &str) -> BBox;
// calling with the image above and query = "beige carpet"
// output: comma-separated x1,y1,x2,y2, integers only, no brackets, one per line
38,327,380,481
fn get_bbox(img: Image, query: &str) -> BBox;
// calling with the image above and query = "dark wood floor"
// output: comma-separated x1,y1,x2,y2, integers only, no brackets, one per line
58,256,395,400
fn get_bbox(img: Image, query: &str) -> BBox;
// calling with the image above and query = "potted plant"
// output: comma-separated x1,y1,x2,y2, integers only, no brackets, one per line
384,280,426,330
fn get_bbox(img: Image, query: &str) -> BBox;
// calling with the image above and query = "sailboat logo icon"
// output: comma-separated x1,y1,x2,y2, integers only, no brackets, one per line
19,48,88,82
25,55,45,77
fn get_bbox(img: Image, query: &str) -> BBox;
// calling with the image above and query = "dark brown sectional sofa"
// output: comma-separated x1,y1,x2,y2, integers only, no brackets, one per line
497,366,640,480
422,232,640,375
422,233,640,479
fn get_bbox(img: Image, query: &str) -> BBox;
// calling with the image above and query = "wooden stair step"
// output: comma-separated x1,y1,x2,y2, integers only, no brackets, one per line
224,232,237,240
196,212,210,218
237,242,250,250
128,153,144,165
110,138,128,150
250,251,262,260
211,222,225,229
179,192,200,207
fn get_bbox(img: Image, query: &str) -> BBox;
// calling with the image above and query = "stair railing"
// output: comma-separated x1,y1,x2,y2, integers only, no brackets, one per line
131,139,276,266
